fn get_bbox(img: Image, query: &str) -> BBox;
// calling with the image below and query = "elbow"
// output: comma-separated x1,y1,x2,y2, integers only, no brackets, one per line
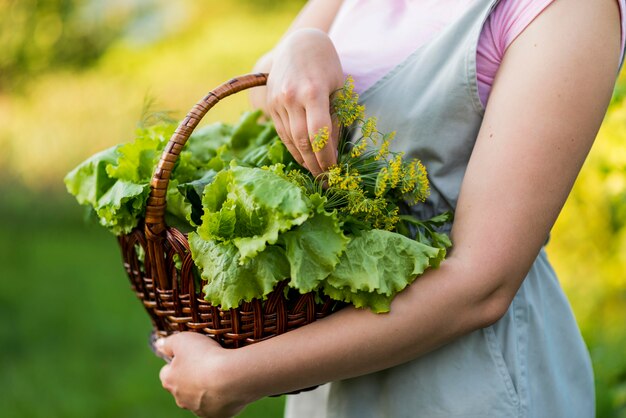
453,258,524,329
475,292,513,328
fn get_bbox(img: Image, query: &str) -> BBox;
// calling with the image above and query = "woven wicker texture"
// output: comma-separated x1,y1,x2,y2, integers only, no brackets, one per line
118,74,340,349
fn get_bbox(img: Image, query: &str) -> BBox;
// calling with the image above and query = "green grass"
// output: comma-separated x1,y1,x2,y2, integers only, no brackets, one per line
0,183,285,418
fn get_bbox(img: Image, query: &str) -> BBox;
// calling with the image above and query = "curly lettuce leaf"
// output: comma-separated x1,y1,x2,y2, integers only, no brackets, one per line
321,282,394,313
189,233,290,309
94,180,150,234
176,170,218,226
327,229,442,296
400,211,453,267
280,202,349,293
106,123,174,182
64,145,120,207
198,165,311,263
230,110,267,151
176,123,233,182
241,137,292,167
64,145,150,235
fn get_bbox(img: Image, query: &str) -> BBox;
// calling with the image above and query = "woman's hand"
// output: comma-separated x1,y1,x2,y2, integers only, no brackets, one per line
157,333,255,418
263,28,344,177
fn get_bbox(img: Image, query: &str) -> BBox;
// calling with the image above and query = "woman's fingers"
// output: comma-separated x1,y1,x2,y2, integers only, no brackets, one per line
287,106,324,176
306,95,337,173
272,108,305,167
275,95,339,178
260,29,344,174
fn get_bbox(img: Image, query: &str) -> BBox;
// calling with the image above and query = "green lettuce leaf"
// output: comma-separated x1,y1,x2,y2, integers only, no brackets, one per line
327,229,442,296
280,202,349,293
230,110,267,151
321,282,393,313
64,145,150,235
198,165,311,263
64,145,120,207
93,180,149,235
106,123,174,182
189,233,290,309
176,170,218,226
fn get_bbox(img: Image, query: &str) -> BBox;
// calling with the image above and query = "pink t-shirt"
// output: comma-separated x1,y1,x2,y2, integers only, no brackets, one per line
329,0,626,107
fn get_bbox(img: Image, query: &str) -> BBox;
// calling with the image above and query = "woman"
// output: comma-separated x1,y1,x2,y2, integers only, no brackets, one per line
156,0,626,416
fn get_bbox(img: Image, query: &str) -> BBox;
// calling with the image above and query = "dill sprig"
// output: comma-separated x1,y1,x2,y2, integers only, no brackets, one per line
283,76,431,232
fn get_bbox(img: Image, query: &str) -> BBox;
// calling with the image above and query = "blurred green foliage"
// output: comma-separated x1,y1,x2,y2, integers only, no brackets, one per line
1,0,137,91
0,0,624,417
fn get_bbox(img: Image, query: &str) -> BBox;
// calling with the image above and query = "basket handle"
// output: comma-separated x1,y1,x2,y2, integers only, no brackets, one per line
144,73,268,236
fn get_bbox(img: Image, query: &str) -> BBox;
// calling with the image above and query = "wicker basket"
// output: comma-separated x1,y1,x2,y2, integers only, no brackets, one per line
118,73,341,349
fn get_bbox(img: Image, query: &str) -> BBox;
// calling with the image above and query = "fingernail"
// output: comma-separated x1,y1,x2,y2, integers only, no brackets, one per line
155,338,165,349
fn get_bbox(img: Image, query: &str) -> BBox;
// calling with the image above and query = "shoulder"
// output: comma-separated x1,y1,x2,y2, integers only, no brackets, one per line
493,0,622,82
488,0,624,65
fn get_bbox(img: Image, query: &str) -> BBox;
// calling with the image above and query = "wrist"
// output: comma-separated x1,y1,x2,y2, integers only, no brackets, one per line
214,346,267,404
253,51,273,74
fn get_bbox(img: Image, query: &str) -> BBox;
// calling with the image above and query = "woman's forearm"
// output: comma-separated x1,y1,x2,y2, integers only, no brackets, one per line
228,254,511,401
249,0,343,111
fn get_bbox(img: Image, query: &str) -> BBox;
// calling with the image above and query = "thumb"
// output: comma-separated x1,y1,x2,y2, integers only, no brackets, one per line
154,334,178,362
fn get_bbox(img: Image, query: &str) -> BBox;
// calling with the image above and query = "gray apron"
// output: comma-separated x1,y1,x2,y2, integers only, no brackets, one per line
285,0,615,416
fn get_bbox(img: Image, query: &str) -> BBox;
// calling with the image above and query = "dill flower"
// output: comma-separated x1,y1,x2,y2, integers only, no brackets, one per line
339,168,362,191
375,166,390,197
312,126,330,152
350,138,368,158
407,159,430,204
375,131,395,161
333,76,365,126
389,153,404,189
286,169,314,193
382,207,400,231
326,164,343,187
400,163,416,194
361,117,378,139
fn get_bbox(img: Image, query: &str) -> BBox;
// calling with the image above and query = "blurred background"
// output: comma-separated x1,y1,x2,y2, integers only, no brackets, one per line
0,0,624,417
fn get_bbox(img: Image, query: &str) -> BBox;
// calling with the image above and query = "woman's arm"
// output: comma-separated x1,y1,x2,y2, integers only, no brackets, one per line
159,0,622,416
248,0,344,113
249,1,345,177
251,0,344,74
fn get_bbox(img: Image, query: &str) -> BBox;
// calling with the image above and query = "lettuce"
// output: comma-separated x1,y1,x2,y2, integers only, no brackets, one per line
321,229,443,312
64,123,174,234
65,109,452,313
189,233,290,309
197,165,311,263
280,195,349,293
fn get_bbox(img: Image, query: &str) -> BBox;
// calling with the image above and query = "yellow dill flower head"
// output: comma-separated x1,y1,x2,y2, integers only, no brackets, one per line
409,159,430,203
333,76,365,126
375,166,390,197
368,198,388,228
350,138,368,158
345,188,368,215
383,207,400,231
285,169,310,190
389,153,404,189
345,104,365,126
375,131,395,161
312,126,330,152
327,164,342,187
400,162,417,194
339,169,361,191
361,117,378,139
343,75,356,96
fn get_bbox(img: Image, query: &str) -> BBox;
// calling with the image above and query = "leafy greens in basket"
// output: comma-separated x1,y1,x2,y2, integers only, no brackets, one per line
65,77,452,313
